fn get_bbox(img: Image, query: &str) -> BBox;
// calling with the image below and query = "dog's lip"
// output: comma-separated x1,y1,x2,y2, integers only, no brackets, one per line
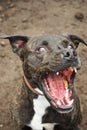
41,67,76,112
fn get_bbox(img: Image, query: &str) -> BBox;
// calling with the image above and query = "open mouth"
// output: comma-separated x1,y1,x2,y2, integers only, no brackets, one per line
41,67,77,113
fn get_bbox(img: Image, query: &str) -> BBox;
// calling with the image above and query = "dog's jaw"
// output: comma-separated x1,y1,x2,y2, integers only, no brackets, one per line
41,67,76,113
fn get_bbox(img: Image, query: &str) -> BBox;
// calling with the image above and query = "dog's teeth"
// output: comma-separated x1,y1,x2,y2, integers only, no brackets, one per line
65,89,69,93
61,99,65,105
47,87,50,91
74,67,77,73
56,72,59,75
65,90,69,98
68,67,77,73
67,99,74,106
44,79,50,91
68,67,73,72
64,96,70,103
57,100,62,106
65,89,70,99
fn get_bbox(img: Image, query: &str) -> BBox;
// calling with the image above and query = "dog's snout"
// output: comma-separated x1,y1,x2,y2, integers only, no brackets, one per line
63,49,77,60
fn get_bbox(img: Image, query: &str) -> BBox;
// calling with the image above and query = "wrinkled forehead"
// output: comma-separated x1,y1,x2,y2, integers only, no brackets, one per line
27,35,71,49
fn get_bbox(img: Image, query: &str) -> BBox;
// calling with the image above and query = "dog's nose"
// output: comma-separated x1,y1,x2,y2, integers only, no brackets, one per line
63,49,77,60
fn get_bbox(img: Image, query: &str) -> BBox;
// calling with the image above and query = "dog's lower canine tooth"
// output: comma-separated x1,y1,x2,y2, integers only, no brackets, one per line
67,99,74,105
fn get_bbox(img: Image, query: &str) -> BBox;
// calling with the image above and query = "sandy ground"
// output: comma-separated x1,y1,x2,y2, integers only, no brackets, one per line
0,0,87,130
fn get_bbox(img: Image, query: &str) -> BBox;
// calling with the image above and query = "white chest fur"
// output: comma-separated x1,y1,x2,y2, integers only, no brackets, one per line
29,95,55,130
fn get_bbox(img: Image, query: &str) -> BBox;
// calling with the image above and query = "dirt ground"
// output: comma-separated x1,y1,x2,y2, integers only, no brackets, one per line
0,0,87,130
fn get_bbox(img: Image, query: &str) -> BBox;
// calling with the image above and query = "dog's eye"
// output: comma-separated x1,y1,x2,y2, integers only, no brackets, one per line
68,44,73,49
36,47,47,54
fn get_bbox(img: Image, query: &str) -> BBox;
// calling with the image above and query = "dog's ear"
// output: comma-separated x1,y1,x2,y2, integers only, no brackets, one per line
0,34,29,59
66,34,87,49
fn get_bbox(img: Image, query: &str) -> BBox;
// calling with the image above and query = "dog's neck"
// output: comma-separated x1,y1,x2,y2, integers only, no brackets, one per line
23,73,43,96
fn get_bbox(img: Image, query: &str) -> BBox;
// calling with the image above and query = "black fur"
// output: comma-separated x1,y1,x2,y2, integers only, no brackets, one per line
0,34,86,130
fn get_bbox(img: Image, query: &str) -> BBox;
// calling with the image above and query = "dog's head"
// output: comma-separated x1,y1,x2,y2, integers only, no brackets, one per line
1,34,87,113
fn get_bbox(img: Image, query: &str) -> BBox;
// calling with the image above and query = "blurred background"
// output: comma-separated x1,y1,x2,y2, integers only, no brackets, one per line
0,0,87,130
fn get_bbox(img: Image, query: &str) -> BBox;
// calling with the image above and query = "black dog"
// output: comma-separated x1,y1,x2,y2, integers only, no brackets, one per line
1,34,87,130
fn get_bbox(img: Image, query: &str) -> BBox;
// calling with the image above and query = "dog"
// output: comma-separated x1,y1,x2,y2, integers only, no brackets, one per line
0,34,87,130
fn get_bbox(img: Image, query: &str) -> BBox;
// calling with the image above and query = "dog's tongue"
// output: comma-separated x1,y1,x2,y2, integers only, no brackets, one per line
46,74,66,100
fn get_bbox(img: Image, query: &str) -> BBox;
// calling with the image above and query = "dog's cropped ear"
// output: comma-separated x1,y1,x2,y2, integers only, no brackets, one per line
66,34,87,49
0,34,29,59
